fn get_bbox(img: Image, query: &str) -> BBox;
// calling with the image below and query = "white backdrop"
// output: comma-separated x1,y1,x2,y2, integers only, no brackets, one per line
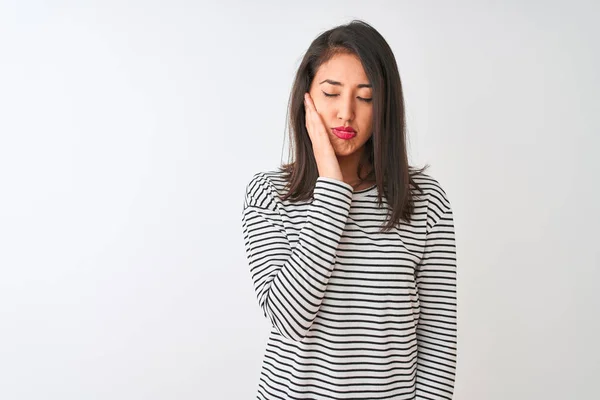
1,1,598,399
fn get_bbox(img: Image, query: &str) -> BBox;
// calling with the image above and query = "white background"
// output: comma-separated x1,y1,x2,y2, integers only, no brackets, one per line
1,1,598,399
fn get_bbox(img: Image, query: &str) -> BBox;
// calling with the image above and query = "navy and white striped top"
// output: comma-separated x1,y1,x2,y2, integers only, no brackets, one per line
241,168,457,400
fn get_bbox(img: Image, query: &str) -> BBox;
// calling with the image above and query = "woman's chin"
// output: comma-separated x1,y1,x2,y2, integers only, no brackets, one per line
332,142,362,157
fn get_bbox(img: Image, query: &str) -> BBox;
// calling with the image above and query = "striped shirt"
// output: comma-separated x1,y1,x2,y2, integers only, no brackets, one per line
241,168,457,400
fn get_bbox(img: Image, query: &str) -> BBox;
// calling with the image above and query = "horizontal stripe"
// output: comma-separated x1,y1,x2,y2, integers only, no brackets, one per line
242,169,456,399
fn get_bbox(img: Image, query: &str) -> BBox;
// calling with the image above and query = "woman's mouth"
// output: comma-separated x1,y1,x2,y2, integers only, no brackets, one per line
332,127,357,140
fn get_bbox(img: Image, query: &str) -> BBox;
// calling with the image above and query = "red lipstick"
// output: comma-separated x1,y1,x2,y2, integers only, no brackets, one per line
332,126,357,140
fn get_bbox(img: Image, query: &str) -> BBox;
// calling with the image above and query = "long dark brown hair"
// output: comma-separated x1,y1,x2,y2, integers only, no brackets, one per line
278,19,427,232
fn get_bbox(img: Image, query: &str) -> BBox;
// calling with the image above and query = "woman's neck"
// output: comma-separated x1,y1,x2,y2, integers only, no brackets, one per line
337,149,374,189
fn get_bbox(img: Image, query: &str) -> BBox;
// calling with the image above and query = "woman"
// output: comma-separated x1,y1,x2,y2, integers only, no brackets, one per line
241,20,456,400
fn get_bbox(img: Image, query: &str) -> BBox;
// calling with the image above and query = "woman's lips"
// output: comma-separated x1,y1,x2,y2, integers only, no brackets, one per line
332,128,357,140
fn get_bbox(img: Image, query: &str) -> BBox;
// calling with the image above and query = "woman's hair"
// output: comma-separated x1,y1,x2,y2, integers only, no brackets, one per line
278,19,427,232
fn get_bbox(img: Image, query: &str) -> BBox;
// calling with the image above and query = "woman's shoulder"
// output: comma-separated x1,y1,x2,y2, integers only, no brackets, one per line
409,167,452,212
243,168,288,210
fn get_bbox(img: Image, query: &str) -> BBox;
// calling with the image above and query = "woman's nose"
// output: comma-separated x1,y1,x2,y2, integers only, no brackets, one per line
337,96,355,122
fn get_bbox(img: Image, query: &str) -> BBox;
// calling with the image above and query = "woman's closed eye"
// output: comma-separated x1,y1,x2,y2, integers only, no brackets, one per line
322,91,372,103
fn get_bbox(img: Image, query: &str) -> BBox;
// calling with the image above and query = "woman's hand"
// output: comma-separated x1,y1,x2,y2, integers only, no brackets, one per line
304,92,343,181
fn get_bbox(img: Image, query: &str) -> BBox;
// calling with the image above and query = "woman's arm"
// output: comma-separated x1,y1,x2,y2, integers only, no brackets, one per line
415,199,457,400
241,173,353,341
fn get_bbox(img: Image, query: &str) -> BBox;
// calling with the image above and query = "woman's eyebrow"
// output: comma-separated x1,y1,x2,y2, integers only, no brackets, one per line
319,79,372,88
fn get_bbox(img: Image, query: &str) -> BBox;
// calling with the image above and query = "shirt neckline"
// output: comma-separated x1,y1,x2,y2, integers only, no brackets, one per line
352,183,377,198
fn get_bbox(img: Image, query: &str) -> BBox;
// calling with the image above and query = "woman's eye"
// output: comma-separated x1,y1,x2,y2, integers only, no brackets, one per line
322,91,373,103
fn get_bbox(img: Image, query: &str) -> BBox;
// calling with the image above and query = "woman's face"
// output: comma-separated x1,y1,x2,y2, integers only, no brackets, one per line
308,52,374,158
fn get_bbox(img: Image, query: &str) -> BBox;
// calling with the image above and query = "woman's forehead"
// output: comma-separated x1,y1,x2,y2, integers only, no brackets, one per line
315,54,370,87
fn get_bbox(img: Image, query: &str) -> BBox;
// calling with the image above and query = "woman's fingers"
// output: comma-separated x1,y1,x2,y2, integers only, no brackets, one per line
304,92,310,110
304,93,314,139
303,92,342,179
305,91,331,146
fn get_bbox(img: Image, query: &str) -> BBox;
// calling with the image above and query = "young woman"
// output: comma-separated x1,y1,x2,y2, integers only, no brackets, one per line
241,20,457,400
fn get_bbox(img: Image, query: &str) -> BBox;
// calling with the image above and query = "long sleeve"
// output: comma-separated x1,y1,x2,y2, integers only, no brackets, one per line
415,202,457,400
241,174,353,342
